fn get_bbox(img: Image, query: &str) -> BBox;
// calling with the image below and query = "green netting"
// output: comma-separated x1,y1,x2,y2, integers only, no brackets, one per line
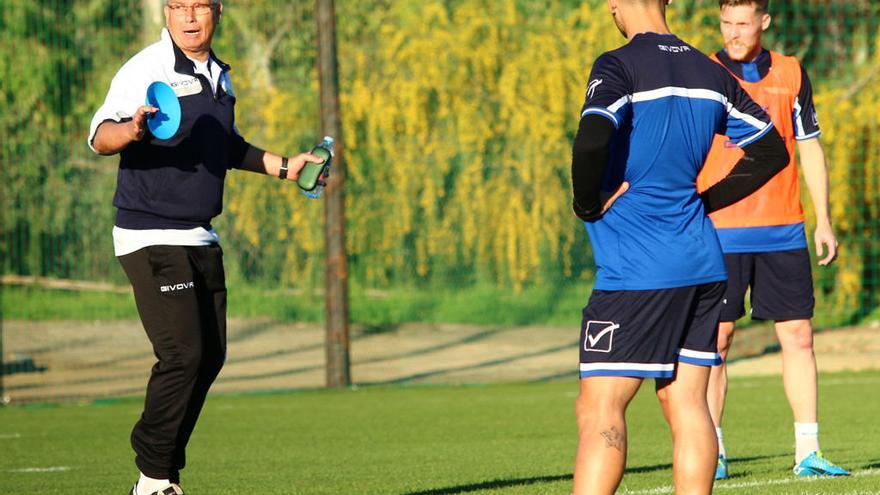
1,0,878,402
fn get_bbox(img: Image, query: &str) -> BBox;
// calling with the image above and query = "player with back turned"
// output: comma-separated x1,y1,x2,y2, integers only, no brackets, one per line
569,1,789,493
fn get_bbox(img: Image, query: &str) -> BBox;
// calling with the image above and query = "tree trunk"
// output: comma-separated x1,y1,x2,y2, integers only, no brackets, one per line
142,0,163,46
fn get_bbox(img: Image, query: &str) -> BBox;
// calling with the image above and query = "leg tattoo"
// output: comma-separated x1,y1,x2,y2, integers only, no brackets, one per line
600,426,625,452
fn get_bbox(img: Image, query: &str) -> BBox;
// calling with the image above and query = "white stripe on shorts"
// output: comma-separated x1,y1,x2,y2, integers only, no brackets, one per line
579,362,675,373
676,348,719,361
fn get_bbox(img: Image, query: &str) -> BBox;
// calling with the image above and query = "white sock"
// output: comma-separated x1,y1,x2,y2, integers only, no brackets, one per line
716,427,726,458
137,472,170,495
795,422,820,463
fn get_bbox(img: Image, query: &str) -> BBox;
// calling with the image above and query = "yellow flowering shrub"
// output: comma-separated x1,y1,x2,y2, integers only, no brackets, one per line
216,0,878,320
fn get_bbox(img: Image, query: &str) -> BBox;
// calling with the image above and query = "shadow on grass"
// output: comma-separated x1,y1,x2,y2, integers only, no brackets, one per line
360,322,402,335
399,460,728,495
12,326,509,396
222,327,511,384
627,454,783,478
727,454,786,463
627,462,672,474
364,341,577,385
402,454,789,495
80,320,284,369
401,474,570,495
711,453,791,480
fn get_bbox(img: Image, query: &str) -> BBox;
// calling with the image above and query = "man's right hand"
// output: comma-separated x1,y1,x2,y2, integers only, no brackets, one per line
92,105,159,155
130,105,159,142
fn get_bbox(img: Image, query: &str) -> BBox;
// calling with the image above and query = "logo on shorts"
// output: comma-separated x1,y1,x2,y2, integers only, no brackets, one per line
584,321,619,353
160,281,195,293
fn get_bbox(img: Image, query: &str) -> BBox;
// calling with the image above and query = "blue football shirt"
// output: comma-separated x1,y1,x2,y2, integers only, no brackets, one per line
579,33,774,290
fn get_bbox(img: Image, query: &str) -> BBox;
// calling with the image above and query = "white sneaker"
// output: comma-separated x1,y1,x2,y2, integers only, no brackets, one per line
130,482,184,495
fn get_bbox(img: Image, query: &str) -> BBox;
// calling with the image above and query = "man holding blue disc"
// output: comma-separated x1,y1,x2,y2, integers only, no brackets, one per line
88,2,323,494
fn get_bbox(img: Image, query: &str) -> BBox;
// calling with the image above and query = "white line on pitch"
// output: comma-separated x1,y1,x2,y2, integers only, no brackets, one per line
620,468,880,494
0,433,22,439
9,466,71,473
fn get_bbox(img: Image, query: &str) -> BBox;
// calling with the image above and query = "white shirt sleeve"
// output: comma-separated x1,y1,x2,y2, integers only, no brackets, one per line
87,56,155,153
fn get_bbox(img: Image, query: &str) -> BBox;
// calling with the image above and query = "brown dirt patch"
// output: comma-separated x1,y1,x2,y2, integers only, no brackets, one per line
3,319,878,403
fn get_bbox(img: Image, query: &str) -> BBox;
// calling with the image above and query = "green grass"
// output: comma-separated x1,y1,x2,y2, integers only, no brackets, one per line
1,283,870,330
2,371,878,494
0,283,588,327
0,286,139,320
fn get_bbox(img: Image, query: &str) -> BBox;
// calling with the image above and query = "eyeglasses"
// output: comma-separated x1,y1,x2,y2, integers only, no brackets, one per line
166,3,215,16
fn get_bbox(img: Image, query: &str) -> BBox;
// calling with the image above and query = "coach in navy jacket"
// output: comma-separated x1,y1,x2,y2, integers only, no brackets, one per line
88,2,323,495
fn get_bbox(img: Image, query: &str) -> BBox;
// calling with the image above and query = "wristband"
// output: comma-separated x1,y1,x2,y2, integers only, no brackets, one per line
278,156,289,180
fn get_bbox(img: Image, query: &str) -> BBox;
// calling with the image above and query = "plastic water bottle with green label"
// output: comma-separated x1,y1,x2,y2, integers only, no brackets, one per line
297,136,334,199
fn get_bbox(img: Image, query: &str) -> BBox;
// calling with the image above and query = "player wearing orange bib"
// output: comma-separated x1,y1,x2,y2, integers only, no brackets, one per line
697,0,849,480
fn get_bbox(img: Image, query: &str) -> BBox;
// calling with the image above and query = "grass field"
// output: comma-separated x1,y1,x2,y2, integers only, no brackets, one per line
0,283,590,327
2,371,878,494
2,283,864,329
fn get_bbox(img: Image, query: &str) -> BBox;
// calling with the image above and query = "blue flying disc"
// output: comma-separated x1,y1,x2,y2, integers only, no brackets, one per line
145,81,181,140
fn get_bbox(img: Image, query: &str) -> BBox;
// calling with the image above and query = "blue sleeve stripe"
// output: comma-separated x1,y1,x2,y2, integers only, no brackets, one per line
736,121,774,148
795,130,821,141
581,108,620,129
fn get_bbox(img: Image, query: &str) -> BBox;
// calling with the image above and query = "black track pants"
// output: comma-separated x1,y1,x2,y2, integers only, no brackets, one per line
118,244,227,481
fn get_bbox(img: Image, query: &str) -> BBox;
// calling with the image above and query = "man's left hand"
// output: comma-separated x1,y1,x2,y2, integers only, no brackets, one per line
285,152,325,181
599,181,630,215
814,221,838,266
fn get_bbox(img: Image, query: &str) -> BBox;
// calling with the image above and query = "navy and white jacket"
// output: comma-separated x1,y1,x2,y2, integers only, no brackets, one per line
89,29,249,254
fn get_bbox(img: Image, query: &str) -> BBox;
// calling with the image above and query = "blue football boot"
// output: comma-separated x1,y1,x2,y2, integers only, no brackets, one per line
714,454,729,480
793,451,850,477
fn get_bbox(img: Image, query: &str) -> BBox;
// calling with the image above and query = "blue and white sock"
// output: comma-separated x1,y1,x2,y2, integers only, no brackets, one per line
795,422,820,464
716,427,726,458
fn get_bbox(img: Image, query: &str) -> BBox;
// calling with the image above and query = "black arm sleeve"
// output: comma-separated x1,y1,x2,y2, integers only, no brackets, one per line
571,115,616,221
701,126,788,214
229,132,251,170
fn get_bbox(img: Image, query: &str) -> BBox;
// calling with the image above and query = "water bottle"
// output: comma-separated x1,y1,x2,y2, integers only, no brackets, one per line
298,136,334,199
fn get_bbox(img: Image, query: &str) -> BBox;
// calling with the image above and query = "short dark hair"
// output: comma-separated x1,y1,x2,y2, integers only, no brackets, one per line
624,0,668,6
718,0,769,14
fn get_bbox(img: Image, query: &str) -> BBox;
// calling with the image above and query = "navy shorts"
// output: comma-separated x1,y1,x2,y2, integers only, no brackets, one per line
720,249,814,322
579,282,725,379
